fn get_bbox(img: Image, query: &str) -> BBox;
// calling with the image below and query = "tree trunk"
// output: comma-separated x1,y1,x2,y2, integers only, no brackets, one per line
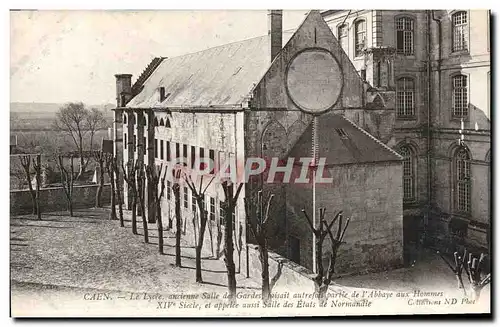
259,243,271,304
195,210,208,282
68,199,73,217
131,195,138,235
35,155,41,219
174,184,182,267
96,166,104,208
109,172,117,220
138,181,149,244
156,200,164,254
115,167,124,227
224,187,237,303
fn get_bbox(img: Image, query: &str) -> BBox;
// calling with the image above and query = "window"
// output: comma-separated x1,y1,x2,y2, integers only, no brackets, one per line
143,137,147,151
452,11,468,52
219,200,226,226
396,17,414,55
176,143,180,160
209,149,215,173
159,118,165,126
154,139,158,158
199,147,205,170
452,75,468,117
167,181,171,200
160,140,164,160
133,135,136,152
183,187,189,208
166,141,171,161
183,144,188,166
355,20,366,57
124,133,127,149
154,117,159,127
455,148,471,213
399,146,415,202
123,114,127,124
166,118,171,128
209,197,215,221
191,146,196,169
338,24,348,54
397,77,415,117
192,193,197,213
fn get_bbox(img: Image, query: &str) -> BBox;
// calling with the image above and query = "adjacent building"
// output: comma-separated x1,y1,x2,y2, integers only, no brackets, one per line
320,10,491,253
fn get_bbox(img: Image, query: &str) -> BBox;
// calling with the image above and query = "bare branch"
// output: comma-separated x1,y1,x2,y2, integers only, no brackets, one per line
262,194,275,226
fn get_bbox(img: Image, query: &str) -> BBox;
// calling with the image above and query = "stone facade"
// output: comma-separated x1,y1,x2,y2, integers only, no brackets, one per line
322,10,491,252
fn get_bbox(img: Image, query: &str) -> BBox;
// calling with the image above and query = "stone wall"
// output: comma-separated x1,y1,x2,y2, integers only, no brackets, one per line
10,184,111,215
284,162,404,274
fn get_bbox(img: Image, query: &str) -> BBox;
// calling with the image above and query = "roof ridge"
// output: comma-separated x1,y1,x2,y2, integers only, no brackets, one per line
340,115,403,160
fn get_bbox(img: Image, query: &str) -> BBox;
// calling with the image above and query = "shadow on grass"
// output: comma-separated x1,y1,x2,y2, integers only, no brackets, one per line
182,266,226,274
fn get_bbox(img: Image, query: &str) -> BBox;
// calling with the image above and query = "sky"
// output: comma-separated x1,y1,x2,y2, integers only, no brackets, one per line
10,10,309,105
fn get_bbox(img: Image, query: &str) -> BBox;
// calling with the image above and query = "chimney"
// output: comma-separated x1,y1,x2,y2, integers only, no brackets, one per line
268,10,283,63
115,74,133,107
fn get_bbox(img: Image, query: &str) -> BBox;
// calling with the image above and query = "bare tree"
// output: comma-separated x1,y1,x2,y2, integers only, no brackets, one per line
113,157,124,226
104,154,117,221
221,181,243,304
173,169,182,267
234,222,244,273
32,154,42,219
56,155,75,217
184,174,215,283
53,102,107,178
439,250,491,301
244,191,283,304
136,163,149,244
122,159,139,235
93,150,106,208
301,208,350,303
146,164,168,254
19,155,37,216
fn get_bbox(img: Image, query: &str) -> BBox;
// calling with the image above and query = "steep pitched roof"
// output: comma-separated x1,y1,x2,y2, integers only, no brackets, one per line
126,32,295,109
288,113,402,165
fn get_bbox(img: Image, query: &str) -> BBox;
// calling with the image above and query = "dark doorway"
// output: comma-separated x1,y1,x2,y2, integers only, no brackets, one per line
289,236,300,264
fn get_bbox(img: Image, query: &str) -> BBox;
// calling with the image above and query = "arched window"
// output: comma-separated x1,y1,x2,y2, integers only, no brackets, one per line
399,146,415,202
338,24,348,54
452,74,468,117
452,11,468,52
354,20,366,57
454,147,471,213
123,114,127,124
396,77,415,117
159,118,165,126
154,117,159,127
166,118,171,128
396,17,414,55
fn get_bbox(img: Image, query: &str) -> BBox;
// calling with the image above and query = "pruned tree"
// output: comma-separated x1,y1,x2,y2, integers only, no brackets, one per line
244,191,283,304
221,181,243,304
173,168,182,267
184,174,215,283
234,222,243,273
32,154,42,219
301,208,350,303
104,153,118,222
93,150,106,208
56,155,75,217
19,155,37,216
113,157,124,226
146,164,168,254
136,163,149,244
122,159,139,235
439,249,491,301
53,102,107,178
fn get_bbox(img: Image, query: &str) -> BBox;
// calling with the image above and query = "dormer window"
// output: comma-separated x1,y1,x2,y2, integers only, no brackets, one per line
159,87,166,102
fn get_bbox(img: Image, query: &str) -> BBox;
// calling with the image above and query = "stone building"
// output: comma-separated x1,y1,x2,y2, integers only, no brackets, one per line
113,10,406,274
321,10,491,253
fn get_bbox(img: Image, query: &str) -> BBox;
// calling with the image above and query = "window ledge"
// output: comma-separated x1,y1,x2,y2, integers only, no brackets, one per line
396,116,417,121
450,50,469,57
